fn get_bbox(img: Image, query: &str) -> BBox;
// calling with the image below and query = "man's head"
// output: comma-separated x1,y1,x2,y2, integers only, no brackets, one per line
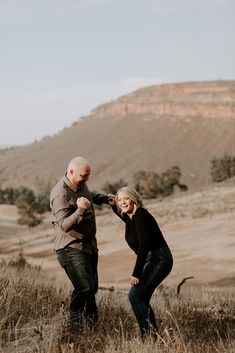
66,156,90,188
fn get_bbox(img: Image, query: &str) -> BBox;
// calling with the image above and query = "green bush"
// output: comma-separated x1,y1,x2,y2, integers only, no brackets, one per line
134,170,161,198
16,189,44,227
102,167,187,199
160,166,188,196
35,187,51,213
0,187,17,204
0,186,50,227
102,178,127,194
134,166,188,199
211,155,235,182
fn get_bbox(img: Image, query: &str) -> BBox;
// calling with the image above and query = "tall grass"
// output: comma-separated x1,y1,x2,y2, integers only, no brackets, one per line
0,256,234,353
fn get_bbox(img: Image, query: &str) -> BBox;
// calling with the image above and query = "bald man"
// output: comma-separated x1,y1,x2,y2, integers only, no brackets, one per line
50,156,112,328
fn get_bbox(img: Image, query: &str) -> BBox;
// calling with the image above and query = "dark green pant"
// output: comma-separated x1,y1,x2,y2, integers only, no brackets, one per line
129,247,173,337
57,247,98,325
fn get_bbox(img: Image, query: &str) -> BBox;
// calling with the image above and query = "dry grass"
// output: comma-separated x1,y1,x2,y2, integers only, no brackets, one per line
0,256,234,353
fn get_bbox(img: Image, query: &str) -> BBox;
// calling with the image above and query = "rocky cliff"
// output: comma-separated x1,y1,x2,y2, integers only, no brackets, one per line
92,81,235,119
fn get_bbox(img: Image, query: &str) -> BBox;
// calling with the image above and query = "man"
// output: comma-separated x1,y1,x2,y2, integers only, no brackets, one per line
50,156,111,327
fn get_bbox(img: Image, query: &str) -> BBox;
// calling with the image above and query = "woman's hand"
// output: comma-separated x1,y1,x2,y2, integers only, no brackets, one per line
130,276,139,286
108,194,116,206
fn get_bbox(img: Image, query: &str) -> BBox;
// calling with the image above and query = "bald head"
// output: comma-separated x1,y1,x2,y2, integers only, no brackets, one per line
67,156,90,171
66,156,91,188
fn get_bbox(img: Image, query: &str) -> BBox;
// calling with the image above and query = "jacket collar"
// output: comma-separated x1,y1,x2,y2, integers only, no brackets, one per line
63,173,78,192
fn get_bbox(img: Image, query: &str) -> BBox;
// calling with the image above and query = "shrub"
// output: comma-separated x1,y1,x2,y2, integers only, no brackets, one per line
0,186,50,227
211,155,235,182
134,166,188,199
102,179,127,194
160,166,188,196
102,167,187,200
0,187,17,204
35,187,50,213
134,170,161,198
16,189,44,227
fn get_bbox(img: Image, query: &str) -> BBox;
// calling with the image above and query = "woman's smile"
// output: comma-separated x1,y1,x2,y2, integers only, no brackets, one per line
118,192,135,214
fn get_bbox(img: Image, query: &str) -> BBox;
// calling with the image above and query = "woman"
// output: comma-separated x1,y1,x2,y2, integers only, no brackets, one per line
110,186,173,338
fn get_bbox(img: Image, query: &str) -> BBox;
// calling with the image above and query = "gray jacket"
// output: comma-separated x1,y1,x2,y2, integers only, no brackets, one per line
50,175,109,253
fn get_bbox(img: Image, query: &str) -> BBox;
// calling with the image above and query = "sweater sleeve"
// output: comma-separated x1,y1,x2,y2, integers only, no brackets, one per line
132,208,151,278
111,204,127,223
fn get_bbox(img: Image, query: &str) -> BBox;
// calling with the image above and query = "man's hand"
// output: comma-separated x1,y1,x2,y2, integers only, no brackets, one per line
77,197,91,209
130,276,139,286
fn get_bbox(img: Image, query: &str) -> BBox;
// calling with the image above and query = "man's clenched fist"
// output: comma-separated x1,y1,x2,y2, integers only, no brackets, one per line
77,197,91,209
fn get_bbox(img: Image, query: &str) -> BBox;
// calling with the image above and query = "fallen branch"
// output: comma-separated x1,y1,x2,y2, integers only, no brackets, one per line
177,276,194,295
99,286,115,292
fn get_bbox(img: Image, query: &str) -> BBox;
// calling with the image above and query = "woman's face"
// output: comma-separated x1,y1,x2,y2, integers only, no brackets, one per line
117,192,135,215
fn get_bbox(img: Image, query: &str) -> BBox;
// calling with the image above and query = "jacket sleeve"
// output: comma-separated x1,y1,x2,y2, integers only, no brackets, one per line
51,194,86,233
91,191,109,205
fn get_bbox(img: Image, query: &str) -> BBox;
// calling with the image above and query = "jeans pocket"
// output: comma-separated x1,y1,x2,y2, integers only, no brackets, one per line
57,250,67,268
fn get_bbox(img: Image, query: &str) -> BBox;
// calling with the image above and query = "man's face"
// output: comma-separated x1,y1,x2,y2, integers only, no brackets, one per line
72,165,90,188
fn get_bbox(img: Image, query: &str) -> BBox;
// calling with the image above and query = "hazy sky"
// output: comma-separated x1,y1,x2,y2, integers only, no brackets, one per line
1,0,234,146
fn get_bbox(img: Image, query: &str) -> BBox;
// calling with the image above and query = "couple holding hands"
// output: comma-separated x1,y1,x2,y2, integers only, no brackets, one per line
50,156,173,339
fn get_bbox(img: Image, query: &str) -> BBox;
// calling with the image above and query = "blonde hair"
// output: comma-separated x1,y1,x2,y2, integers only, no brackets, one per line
116,186,143,213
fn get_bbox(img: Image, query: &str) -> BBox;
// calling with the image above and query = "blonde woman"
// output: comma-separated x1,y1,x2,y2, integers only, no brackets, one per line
110,186,173,338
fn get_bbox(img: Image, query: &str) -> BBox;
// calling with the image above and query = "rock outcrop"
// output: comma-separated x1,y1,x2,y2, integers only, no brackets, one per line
92,81,235,119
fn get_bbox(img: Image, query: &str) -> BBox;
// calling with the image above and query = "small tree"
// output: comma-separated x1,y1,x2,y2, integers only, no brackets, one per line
102,179,127,194
230,157,235,177
0,185,49,227
16,189,43,228
210,155,235,182
35,187,50,213
134,167,187,199
0,187,16,204
160,166,187,196
134,171,161,199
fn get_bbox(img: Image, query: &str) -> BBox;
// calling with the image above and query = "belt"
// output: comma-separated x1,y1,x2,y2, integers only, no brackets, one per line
67,242,83,250
56,238,83,252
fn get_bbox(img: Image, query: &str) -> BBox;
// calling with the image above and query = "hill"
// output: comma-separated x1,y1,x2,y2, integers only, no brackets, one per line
0,80,234,191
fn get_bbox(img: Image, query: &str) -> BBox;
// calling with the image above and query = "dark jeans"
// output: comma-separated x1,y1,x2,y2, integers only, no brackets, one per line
128,247,173,338
57,247,98,326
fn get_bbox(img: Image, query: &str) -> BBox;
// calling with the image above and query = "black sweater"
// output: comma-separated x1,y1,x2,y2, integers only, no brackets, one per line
113,206,168,278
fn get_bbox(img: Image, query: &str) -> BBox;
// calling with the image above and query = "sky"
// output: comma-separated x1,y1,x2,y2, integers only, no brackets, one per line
0,0,234,146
